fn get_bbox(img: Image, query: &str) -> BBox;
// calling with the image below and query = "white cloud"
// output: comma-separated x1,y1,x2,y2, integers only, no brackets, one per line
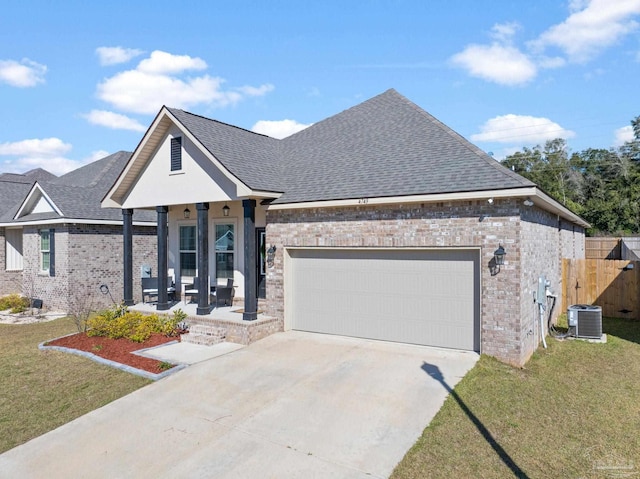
96,46,144,66
450,43,537,86
614,125,635,146
490,21,521,43
530,0,640,63
0,138,71,157
96,50,274,115
251,119,312,139
0,137,81,175
0,137,109,175
471,114,576,143
0,58,47,87
83,110,147,132
137,50,207,74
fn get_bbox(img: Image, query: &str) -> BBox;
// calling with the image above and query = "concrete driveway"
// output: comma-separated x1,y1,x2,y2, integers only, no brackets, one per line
0,331,478,478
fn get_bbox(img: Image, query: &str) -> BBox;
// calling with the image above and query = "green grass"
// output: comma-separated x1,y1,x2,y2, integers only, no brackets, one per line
392,318,640,479
0,317,151,453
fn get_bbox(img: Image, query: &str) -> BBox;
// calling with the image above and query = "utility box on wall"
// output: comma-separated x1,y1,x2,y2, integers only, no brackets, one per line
141,265,152,278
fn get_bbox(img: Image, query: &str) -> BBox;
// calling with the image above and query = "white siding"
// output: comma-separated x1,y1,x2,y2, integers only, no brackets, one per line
5,228,23,271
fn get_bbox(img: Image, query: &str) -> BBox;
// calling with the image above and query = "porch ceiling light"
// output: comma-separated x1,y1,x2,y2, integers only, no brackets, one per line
223,203,230,217
183,207,191,219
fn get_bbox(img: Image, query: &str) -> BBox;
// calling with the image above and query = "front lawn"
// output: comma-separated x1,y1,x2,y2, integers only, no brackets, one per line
0,318,151,454
392,318,640,478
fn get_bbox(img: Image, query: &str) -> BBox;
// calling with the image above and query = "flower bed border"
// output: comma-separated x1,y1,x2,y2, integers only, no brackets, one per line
39,333,188,380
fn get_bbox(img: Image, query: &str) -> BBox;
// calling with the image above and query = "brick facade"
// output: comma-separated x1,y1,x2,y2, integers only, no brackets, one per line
264,198,584,366
1,224,156,312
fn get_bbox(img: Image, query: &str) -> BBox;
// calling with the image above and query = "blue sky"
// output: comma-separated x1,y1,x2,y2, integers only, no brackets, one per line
1,0,639,175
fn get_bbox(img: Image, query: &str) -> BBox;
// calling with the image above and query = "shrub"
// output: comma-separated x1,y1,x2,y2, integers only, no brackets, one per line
0,294,30,314
86,304,185,342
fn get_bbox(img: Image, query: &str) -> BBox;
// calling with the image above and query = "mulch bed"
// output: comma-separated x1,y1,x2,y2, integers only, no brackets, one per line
46,332,180,374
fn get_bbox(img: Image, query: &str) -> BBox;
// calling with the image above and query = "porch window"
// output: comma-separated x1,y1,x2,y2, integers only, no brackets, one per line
215,224,234,280
179,225,196,277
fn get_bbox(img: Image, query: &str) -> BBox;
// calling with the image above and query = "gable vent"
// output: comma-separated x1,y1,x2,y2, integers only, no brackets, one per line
171,137,182,171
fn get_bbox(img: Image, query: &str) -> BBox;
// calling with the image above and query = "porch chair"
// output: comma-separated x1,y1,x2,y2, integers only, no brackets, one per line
184,277,201,304
141,277,176,303
213,278,234,307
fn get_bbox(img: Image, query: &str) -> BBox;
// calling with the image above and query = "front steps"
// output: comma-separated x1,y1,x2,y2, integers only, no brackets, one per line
181,324,226,346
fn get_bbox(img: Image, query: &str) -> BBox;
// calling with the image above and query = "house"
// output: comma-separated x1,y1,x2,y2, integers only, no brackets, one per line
0,152,157,312
102,89,587,366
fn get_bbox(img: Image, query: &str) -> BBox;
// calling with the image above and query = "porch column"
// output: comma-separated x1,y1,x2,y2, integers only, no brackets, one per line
156,205,169,311
243,199,257,321
122,208,134,306
196,202,211,315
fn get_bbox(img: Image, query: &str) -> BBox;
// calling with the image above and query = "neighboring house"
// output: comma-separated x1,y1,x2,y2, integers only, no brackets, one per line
0,152,157,312
103,89,587,366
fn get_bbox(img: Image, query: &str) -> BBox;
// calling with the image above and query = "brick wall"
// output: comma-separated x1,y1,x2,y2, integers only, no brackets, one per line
20,224,156,312
22,225,70,311
265,198,585,366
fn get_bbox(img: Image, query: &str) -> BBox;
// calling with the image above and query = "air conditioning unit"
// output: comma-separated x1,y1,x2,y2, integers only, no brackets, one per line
567,305,602,339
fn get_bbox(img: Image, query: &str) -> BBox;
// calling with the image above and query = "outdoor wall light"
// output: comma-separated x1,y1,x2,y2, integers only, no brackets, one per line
487,197,494,205
490,244,506,276
494,244,506,266
622,263,635,272
523,197,534,207
222,203,230,217
183,207,191,219
266,245,277,268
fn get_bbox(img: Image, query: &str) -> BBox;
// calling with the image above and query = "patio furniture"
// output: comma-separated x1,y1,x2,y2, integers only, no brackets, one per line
212,278,234,307
141,277,176,303
184,277,201,303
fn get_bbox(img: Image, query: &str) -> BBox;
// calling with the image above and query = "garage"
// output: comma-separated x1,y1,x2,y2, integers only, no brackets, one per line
287,248,480,351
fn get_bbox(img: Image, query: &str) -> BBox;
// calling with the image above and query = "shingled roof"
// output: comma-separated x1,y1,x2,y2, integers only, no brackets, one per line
0,151,155,224
166,89,534,205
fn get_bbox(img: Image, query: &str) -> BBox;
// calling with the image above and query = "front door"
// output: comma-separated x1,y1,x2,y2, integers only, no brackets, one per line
256,227,266,299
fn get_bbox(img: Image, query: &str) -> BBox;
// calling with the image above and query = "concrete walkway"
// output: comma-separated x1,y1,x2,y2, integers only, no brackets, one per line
0,331,478,478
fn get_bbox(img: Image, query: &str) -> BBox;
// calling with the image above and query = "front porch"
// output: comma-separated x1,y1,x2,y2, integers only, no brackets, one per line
130,300,281,346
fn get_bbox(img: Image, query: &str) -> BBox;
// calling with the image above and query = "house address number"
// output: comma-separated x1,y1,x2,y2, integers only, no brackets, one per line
358,198,369,204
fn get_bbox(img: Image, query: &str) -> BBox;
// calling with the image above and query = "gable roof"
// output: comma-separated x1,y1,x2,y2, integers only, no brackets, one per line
274,89,533,204
0,168,56,219
166,108,284,194
104,89,586,226
164,89,533,205
0,151,155,225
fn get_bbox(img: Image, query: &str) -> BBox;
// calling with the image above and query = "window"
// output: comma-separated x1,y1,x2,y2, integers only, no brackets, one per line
215,224,234,280
179,225,196,277
40,229,54,275
5,228,23,271
171,137,182,171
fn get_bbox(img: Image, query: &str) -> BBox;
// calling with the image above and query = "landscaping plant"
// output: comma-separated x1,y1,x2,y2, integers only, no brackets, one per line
0,294,30,314
86,303,186,342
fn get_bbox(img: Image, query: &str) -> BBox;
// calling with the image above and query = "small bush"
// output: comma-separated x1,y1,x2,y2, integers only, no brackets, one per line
0,294,30,314
86,304,184,342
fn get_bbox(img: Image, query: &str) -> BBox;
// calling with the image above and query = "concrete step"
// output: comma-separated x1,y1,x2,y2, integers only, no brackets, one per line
181,324,226,346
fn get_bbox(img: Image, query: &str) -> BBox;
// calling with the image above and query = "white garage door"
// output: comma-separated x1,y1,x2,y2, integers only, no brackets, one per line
288,248,480,351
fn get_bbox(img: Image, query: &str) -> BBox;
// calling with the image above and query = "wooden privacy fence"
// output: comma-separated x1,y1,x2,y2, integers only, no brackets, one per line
562,259,639,319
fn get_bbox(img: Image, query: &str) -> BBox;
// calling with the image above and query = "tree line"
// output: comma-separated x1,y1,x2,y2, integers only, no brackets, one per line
502,116,640,236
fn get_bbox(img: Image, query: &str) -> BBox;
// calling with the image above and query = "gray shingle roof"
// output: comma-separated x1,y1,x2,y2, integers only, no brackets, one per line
167,108,285,193
0,151,155,223
167,89,534,204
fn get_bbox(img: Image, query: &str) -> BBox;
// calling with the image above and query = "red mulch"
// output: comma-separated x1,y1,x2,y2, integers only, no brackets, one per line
46,332,180,374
